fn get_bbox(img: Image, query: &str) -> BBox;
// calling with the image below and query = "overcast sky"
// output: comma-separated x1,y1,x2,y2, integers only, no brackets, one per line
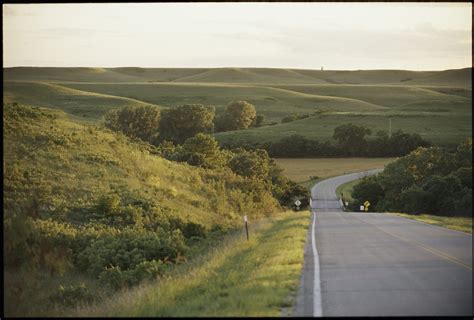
3,2,472,70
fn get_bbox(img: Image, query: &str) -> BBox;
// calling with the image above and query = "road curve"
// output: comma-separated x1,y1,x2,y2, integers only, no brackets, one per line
294,170,473,317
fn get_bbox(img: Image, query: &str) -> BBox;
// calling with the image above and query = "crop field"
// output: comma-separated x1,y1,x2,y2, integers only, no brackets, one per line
274,157,395,183
3,67,472,146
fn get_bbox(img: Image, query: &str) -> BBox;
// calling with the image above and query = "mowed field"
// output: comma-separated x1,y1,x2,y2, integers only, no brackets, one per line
274,158,395,183
3,67,472,145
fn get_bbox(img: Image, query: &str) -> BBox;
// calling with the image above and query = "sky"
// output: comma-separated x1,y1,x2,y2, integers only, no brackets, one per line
3,2,472,70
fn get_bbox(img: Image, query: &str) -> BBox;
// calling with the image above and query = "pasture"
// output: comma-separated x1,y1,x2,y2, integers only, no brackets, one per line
3,67,472,146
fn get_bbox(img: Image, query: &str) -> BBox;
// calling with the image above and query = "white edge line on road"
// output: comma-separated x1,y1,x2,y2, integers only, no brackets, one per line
311,211,323,317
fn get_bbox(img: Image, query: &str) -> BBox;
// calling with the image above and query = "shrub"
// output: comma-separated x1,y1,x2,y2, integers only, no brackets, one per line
49,283,98,307
103,105,161,144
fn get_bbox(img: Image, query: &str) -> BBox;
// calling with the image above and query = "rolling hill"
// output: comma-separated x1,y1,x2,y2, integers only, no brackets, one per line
4,67,472,86
3,66,471,145
3,81,161,119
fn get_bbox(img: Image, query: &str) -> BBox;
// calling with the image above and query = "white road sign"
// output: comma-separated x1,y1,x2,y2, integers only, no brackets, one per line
295,199,302,206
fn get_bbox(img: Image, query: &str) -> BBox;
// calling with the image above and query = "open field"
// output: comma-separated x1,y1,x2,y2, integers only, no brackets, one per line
71,210,310,317
3,67,472,146
274,158,395,183
214,112,472,146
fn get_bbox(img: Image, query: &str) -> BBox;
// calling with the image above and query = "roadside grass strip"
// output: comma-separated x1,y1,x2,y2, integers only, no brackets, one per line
78,210,310,317
389,213,473,234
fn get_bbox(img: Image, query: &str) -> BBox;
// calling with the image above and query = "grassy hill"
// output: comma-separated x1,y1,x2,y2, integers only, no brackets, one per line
4,67,472,86
3,66,471,145
50,82,386,121
214,111,472,146
3,103,280,316
4,81,160,119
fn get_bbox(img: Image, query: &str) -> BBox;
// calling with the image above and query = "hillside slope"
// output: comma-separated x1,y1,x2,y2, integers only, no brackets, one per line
214,111,472,146
4,67,472,86
3,103,280,316
3,81,161,118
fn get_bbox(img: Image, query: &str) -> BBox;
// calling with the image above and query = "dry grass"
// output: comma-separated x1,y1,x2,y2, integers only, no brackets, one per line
274,157,394,183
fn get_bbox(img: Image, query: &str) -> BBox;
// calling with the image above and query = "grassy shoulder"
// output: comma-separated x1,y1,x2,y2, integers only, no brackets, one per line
74,210,310,317
335,178,361,202
388,213,472,234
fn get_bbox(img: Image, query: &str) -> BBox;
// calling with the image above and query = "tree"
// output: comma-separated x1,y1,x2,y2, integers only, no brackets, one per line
159,105,215,144
180,133,225,168
351,176,384,211
104,105,161,144
229,149,270,180
220,101,257,131
333,123,371,156
389,130,430,156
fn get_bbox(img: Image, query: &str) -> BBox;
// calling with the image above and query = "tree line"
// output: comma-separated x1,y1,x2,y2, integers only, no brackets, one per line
348,138,472,217
103,100,263,146
222,123,431,158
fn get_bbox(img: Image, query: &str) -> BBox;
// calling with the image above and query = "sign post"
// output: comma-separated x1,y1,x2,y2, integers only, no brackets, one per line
244,215,249,241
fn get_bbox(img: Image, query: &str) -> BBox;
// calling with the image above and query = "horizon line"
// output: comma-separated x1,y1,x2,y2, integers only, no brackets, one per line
3,65,472,72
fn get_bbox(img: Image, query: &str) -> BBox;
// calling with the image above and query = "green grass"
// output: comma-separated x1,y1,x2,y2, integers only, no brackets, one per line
4,67,471,86
52,82,385,121
3,81,161,119
71,210,310,317
274,158,394,183
215,112,472,146
336,179,360,202
4,67,471,145
388,213,473,234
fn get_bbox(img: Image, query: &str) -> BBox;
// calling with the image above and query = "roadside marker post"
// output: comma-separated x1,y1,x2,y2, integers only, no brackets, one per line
360,205,365,211
244,215,249,241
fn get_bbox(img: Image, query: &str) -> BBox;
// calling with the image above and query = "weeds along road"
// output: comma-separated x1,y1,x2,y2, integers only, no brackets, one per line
294,170,473,317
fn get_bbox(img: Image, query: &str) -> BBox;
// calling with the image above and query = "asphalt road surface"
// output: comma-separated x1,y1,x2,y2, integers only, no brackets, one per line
294,170,473,317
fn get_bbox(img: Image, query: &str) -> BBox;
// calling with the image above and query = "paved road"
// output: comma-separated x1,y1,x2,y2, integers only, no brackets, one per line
294,170,473,317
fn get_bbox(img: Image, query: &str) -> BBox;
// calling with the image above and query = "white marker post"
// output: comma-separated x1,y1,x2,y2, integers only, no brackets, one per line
244,215,249,241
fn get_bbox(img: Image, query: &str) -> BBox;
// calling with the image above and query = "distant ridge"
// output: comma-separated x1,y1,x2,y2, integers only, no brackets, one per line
4,67,472,86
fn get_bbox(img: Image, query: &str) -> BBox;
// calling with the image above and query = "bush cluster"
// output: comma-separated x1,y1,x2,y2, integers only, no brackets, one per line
349,138,472,216
221,127,430,158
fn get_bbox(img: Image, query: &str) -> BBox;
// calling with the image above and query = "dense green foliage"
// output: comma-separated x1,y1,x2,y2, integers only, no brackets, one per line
281,112,319,123
333,123,372,156
221,125,430,158
216,100,257,132
349,139,472,216
3,103,293,315
179,133,229,169
154,136,309,209
103,105,161,144
159,104,215,144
